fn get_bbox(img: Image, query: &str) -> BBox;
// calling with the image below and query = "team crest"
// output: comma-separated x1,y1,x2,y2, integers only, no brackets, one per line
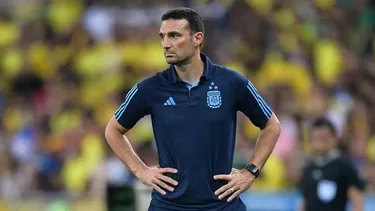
207,82,222,109
317,180,337,203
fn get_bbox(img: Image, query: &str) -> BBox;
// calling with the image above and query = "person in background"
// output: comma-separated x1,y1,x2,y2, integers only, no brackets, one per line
299,117,365,211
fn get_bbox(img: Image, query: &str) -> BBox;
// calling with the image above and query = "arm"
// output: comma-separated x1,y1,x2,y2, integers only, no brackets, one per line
214,76,280,201
249,114,280,169
348,186,364,211
105,83,150,177
104,117,147,178
345,160,366,211
237,78,281,169
105,83,178,195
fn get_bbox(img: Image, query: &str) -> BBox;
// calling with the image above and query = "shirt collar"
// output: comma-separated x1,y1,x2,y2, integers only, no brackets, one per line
168,53,212,84
312,149,341,167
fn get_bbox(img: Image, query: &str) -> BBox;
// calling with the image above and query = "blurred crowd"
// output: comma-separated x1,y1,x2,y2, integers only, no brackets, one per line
1,0,375,201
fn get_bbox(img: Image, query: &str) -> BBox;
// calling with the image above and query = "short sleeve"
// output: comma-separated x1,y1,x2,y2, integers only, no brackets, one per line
345,160,366,191
114,83,150,129
236,76,273,128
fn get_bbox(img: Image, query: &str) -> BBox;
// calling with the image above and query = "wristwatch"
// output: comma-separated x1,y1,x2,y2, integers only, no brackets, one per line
244,163,260,178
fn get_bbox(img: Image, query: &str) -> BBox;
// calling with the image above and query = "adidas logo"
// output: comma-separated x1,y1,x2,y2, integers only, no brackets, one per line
164,97,176,106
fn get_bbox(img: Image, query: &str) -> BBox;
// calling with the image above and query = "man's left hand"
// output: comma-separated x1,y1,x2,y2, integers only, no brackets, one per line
214,168,256,202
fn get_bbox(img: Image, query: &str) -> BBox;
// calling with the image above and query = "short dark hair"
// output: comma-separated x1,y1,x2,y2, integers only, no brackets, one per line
161,7,205,34
311,117,337,136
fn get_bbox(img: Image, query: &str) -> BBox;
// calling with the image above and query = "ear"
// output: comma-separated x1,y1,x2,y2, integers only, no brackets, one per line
193,32,204,47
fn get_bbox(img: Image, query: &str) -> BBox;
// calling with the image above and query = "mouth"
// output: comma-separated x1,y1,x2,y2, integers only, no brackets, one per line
164,53,174,57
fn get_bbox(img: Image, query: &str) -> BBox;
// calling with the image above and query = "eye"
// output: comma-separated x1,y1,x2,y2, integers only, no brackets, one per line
170,32,180,39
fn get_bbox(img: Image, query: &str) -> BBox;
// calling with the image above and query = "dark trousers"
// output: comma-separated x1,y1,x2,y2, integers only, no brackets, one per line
148,201,247,211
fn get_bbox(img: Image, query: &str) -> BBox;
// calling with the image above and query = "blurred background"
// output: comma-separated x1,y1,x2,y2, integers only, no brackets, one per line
1,0,375,210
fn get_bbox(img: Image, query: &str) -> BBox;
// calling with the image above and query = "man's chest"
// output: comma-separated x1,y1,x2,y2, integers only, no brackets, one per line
302,162,347,202
307,163,343,179
150,81,237,124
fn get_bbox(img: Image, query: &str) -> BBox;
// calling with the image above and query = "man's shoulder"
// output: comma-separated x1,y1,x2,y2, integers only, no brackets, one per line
137,70,168,90
333,154,355,168
211,63,248,84
301,156,318,171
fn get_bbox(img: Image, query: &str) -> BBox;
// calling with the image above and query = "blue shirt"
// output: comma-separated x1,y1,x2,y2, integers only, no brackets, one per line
115,54,273,210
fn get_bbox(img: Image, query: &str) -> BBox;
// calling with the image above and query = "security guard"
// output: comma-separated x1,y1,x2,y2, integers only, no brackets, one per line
299,117,365,211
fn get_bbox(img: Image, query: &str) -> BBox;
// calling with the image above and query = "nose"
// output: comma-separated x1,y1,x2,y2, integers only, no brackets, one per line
162,38,171,49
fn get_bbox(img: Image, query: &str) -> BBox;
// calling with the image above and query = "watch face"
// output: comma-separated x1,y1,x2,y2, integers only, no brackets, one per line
247,164,259,177
247,164,256,171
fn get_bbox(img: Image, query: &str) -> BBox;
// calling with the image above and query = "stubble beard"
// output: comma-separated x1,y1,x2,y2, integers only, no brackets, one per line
166,56,190,67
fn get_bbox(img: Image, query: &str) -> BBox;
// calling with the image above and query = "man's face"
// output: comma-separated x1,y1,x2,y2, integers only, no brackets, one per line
159,19,202,65
310,127,336,156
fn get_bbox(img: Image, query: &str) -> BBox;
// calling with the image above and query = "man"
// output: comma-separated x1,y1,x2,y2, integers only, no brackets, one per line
299,117,365,211
105,7,281,211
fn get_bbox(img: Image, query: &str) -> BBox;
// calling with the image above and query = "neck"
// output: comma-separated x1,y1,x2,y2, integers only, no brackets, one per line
174,53,204,84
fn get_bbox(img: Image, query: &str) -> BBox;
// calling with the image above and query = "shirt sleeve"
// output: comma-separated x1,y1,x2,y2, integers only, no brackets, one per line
344,160,366,191
114,83,150,129
236,76,273,128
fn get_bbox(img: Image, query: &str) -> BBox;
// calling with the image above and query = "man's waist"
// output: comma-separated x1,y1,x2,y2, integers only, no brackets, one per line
151,193,241,211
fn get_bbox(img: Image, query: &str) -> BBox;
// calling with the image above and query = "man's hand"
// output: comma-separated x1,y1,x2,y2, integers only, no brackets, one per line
138,167,179,195
214,168,255,202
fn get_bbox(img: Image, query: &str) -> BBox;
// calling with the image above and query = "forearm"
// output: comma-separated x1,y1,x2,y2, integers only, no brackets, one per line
349,187,364,211
352,203,363,211
351,196,364,211
249,115,280,168
105,127,148,178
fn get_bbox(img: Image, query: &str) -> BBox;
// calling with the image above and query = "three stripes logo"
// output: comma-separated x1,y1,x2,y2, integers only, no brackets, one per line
164,97,176,106
115,84,138,120
246,80,272,119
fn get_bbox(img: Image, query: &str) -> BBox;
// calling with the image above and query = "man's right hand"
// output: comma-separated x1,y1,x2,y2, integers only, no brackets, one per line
138,167,179,195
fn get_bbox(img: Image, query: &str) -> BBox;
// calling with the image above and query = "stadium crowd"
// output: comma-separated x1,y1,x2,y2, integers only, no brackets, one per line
1,0,375,201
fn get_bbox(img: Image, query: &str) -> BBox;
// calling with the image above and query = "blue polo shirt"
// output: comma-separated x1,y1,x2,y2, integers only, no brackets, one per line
115,54,273,210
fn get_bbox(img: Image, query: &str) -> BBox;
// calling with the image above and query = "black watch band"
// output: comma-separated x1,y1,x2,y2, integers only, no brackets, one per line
245,163,260,178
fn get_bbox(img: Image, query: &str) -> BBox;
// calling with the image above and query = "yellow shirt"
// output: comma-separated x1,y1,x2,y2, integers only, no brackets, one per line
47,1,83,34
367,136,375,161
1,48,23,79
0,21,20,47
62,156,88,194
251,155,287,191
81,133,106,174
27,42,57,80
246,0,274,14
313,39,344,86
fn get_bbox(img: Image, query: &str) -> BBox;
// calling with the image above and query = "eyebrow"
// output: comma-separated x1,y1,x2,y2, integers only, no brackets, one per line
159,31,181,37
